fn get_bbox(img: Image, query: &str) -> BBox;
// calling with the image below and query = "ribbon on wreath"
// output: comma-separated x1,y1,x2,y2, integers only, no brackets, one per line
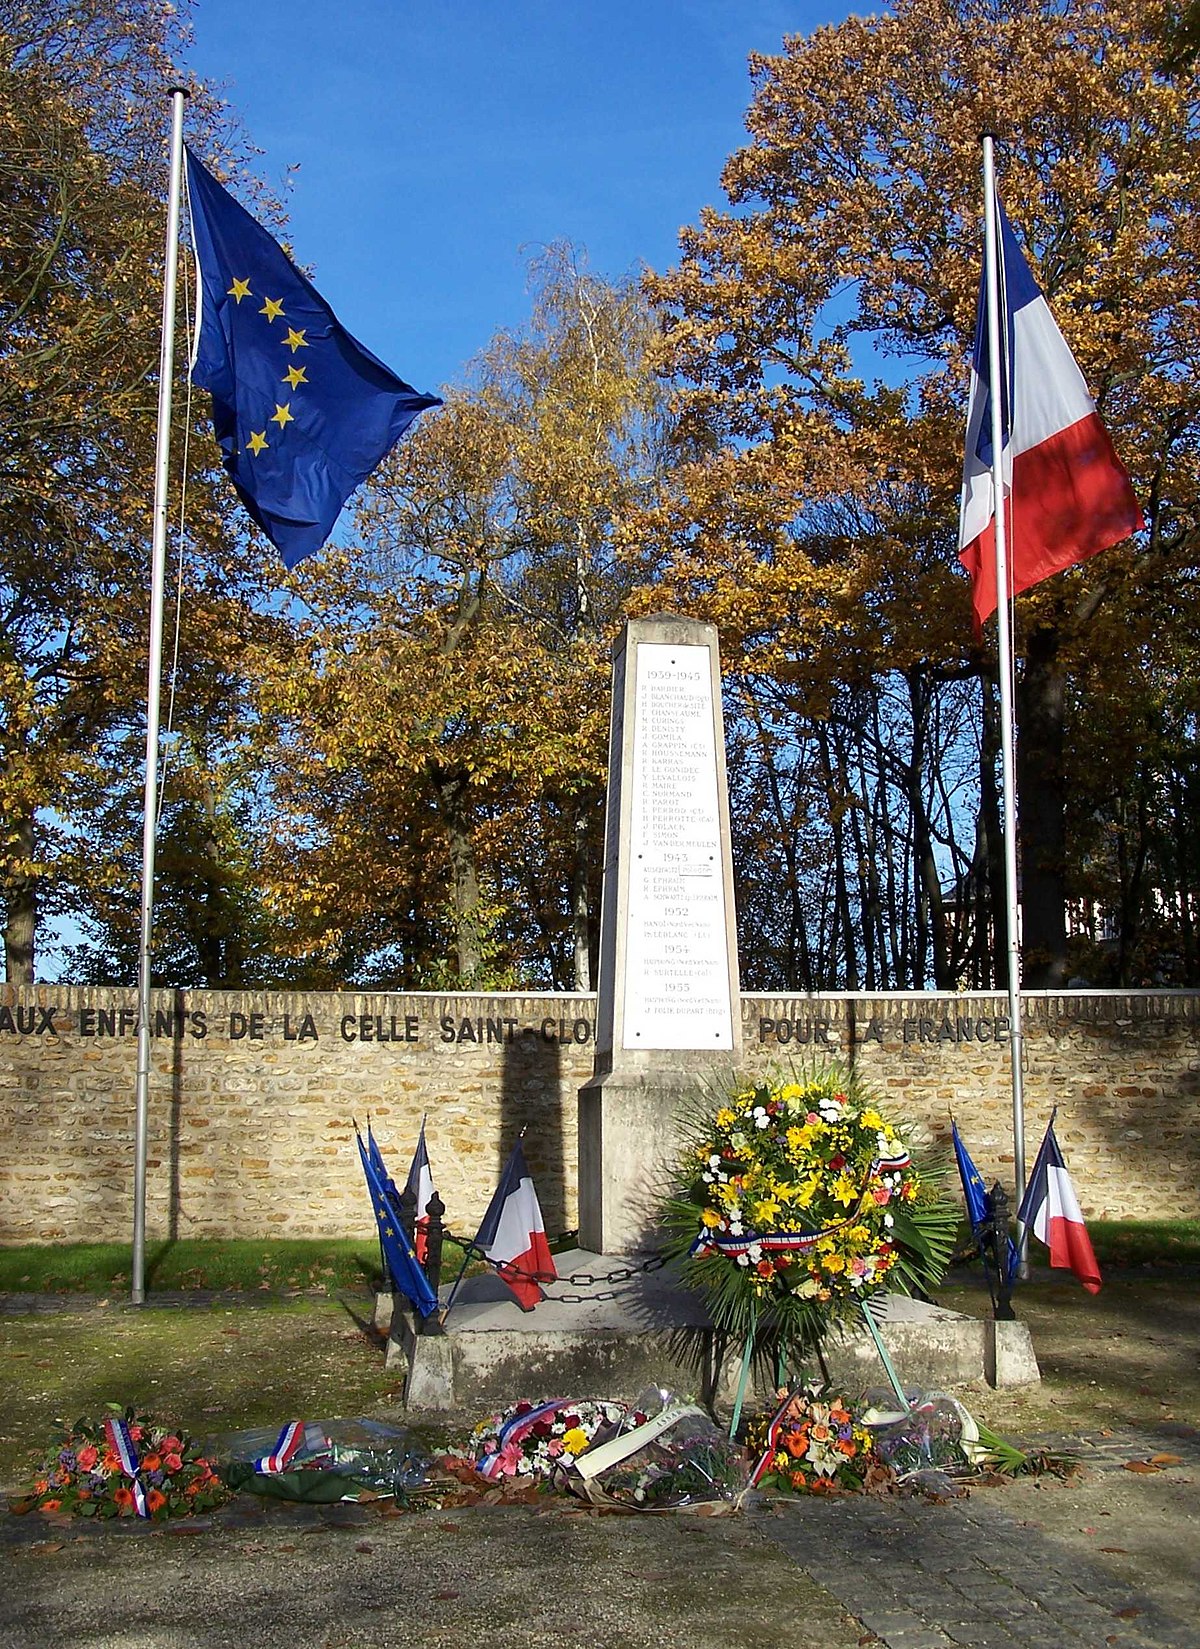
103,1415,149,1517
475,1399,568,1479
254,1421,306,1475
689,1147,912,1261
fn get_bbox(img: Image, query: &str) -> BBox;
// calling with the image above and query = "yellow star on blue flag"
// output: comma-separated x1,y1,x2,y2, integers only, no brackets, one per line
186,149,441,568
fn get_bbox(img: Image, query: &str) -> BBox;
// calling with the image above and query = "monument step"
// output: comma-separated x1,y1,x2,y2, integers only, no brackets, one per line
383,1249,1039,1412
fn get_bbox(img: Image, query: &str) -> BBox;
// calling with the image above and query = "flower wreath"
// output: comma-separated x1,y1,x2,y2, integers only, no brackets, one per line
662,1065,958,1357
16,1406,228,1519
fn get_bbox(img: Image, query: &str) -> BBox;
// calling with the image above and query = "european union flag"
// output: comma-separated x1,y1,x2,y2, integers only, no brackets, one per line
951,1119,1018,1286
356,1132,438,1318
185,149,441,568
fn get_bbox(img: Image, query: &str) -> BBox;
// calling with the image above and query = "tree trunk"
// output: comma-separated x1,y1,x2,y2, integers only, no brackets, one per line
571,794,592,992
4,811,36,983
1016,626,1069,987
429,762,482,984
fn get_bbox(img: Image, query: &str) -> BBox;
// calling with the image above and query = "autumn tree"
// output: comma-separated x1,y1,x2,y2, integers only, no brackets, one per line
0,0,294,984
245,246,672,989
641,0,1200,988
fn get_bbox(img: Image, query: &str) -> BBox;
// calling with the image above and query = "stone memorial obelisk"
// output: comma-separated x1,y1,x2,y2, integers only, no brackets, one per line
579,615,741,1253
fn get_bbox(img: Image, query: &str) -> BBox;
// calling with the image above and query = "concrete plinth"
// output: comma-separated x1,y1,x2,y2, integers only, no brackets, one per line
577,1067,710,1254
390,1250,1040,1412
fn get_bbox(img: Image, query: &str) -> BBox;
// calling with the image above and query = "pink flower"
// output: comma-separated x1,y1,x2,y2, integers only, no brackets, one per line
128,1425,144,1442
482,1438,498,1455
851,1257,868,1276
497,1442,525,1476
872,1185,891,1205
77,1445,98,1471
547,1438,564,1458
806,1112,819,1125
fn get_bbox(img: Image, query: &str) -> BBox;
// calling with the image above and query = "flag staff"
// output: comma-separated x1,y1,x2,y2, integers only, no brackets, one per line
131,85,189,1306
980,133,1028,1265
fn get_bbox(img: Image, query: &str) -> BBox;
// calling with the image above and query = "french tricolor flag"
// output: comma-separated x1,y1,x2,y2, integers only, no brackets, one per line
404,1117,436,1265
474,1139,557,1311
1017,1119,1102,1294
958,195,1142,633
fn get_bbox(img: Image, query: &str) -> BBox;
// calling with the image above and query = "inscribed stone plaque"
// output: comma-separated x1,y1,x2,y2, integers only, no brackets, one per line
622,642,735,1049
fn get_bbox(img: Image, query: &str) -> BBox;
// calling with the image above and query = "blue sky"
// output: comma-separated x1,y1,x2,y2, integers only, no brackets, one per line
186,2,855,397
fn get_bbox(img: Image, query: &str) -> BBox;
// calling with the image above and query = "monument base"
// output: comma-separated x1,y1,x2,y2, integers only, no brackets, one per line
578,1066,714,1253
388,1250,1040,1412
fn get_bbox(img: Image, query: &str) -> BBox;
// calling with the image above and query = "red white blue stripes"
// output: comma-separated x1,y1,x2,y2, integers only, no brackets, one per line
958,195,1141,631
476,1399,567,1478
104,1415,149,1517
254,1420,306,1475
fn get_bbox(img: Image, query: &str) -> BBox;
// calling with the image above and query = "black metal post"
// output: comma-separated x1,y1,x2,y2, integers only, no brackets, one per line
420,1191,446,1336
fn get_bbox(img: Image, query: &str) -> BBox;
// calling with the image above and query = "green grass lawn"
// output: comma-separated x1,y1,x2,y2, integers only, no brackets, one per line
0,1236,474,1296
0,1295,412,1493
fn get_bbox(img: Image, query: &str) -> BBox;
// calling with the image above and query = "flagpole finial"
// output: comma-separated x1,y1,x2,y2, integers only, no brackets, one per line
167,84,191,100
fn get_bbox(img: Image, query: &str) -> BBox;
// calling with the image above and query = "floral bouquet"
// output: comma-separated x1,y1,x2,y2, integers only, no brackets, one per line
661,1064,959,1361
465,1397,632,1481
14,1405,229,1519
748,1388,881,1495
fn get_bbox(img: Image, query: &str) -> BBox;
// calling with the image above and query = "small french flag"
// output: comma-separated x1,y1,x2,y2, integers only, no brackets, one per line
474,1139,557,1311
1017,1119,1102,1294
405,1118,437,1265
958,194,1142,633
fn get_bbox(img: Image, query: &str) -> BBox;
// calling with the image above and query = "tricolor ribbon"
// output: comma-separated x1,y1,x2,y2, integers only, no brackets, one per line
476,1399,568,1479
103,1415,149,1517
690,1149,911,1260
254,1420,306,1475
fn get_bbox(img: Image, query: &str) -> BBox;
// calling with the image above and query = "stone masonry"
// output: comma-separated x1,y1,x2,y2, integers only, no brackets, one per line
0,985,1196,1244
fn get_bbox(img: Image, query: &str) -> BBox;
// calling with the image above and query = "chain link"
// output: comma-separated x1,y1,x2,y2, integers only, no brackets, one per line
443,1230,668,1298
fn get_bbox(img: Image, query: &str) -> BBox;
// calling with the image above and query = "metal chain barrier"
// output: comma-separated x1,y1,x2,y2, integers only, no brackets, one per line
442,1229,668,1303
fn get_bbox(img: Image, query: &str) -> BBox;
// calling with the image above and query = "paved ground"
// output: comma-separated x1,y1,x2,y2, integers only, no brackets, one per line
4,1423,1197,1649
763,1425,1200,1649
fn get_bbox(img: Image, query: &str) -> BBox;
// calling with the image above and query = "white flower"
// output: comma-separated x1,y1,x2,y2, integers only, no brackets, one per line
729,1220,743,1236
883,1212,894,1228
747,1242,763,1263
737,1252,751,1267
709,1154,721,1168
702,1172,714,1183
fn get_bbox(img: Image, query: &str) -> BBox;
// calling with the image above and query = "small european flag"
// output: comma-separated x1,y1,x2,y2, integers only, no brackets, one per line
185,149,441,568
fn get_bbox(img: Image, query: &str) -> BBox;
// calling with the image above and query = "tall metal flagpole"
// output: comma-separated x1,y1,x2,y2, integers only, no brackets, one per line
980,135,1028,1263
132,86,189,1306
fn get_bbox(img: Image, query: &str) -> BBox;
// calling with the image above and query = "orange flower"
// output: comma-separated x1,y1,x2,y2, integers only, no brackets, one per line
837,1438,857,1456
146,1489,167,1514
829,1406,850,1424
39,1499,61,1512
141,1453,162,1473
784,1433,809,1459
113,1486,135,1514
77,1445,99,1470
810,1424,831,1442
102,1449,122,1473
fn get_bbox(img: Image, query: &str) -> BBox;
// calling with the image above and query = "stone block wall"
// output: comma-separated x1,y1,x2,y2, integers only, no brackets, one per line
0,984,1196,1244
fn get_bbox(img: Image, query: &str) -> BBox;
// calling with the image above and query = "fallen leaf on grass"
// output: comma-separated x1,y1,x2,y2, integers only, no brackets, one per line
1114,1607,1142,1619
354,1542,373,1554
26,1541,64,1555
1099,1547,1130,1554
437,1523,460,1533
1123,1460,1161,1473
1150,1453,1182,1466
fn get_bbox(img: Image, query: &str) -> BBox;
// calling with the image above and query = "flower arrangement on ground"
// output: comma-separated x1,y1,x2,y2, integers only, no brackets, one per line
17,1405,229,1519
747,1388,881,1494
466,1397,633,1481
661,1064,959,1365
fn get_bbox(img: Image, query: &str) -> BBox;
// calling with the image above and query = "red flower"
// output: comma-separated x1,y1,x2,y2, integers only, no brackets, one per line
531,1421,553,1439
755,1259,775,1279
164,1452,183,1473
829,1154,846,1171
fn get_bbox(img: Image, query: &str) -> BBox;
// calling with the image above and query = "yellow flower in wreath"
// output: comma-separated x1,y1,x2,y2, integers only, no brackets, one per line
701,1207,722,1229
